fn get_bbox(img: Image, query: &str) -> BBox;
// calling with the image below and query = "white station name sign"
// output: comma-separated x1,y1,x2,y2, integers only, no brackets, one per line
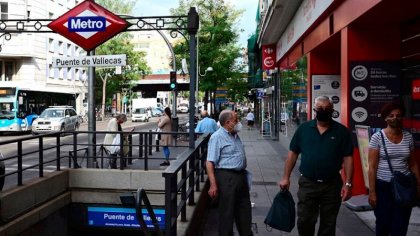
52,54,126,68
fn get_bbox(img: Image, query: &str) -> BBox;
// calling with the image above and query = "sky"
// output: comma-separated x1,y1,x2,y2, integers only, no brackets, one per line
132,0,258,48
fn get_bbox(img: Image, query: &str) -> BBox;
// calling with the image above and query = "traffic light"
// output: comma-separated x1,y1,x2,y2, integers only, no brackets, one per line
170,71,177,90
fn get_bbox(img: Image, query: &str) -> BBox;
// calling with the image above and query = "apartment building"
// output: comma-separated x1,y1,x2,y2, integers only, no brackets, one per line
0,0,87,113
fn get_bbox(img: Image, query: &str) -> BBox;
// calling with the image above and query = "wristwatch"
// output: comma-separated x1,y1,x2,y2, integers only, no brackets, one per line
345,182,352,188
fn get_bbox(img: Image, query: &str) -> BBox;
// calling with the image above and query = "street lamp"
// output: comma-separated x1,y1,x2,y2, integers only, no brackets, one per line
196,66,213,113
198,66,213,77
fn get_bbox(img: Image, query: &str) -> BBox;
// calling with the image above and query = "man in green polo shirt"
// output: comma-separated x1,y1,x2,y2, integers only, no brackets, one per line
279,96,353,236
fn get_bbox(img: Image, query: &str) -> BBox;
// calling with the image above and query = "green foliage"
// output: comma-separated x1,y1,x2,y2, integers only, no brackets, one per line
171,0,244,93
93,0,150,106
225,76,248,103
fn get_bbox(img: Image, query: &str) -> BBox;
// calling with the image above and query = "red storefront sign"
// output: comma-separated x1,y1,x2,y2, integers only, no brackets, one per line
48,1,128,51
262,45,276,70
413,79,420,100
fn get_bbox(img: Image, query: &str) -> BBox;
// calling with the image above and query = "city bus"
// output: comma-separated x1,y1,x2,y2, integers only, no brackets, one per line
0,87,76,132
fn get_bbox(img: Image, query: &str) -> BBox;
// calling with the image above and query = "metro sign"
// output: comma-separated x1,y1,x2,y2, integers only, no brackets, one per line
48,1,128,51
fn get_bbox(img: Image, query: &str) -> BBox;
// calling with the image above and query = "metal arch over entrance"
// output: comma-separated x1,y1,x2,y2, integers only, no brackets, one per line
0,1,199,157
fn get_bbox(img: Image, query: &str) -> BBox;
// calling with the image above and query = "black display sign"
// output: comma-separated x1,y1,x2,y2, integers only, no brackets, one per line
349,61,401,139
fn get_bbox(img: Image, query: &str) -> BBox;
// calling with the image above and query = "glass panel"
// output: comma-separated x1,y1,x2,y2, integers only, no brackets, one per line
280,56,308,137
5,61,13,81
0,3,8,20
0,61,3,81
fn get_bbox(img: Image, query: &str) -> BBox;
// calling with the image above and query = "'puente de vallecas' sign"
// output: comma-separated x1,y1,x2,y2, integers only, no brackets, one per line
48,0,128,51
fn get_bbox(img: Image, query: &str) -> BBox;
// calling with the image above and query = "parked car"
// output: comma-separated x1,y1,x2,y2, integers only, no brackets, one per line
177,103,189,113
131,108,150,122
151,108,163,117
32,106,79,135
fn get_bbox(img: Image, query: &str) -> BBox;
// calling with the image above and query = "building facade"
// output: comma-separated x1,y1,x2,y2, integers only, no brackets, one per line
0,0,87,114
250,0,420,196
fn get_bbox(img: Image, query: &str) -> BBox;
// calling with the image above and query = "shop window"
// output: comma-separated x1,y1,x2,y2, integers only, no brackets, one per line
279,56,308,138
0,2,8,20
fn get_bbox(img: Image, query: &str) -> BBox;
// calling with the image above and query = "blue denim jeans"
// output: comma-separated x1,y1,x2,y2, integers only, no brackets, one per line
374,179,412,236
162,146,170,160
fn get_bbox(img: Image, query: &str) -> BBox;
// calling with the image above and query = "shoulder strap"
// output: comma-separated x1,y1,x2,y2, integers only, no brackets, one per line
380,131,394,174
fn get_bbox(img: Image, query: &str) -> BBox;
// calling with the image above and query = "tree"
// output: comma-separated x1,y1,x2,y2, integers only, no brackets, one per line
94,0,150,117
171,0,244,113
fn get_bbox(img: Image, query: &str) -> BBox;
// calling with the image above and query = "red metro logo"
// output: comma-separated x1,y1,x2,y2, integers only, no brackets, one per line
48,1,128,51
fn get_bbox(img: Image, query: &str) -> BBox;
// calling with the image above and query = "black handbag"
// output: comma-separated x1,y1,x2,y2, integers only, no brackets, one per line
380,132,417,207
264,189,295,232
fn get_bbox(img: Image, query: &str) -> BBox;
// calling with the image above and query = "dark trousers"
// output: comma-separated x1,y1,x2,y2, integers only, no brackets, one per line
215,169,252,236
297,175,342,236
374,179,412,236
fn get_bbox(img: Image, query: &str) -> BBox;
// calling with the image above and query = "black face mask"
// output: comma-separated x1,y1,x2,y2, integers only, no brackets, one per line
316,109,333,122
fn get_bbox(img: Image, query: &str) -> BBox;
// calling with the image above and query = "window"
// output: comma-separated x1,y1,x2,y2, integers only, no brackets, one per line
67,68,72,80
48,38,54,52
0,3,8,20
59,41,63,54
67,44,72,56
49,64,54,78
5,61,14,81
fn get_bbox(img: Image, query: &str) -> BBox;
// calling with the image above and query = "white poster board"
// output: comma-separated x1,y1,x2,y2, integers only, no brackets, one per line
311,75,341,123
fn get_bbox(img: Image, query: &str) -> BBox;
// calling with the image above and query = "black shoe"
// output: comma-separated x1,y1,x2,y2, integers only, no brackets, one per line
160,161,170,166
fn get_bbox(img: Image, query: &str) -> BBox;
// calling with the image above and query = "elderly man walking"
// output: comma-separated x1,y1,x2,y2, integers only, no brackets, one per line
206,110,252,236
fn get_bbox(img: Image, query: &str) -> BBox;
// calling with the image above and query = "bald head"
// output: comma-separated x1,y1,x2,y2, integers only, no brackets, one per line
201,110,209,118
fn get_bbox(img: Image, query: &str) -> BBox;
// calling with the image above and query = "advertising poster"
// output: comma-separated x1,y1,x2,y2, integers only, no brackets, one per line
311,75,341,123
355,125,371,189
349,61,401,141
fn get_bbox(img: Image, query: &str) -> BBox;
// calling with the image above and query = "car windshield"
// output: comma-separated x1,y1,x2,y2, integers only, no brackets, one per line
40,109,64,118
134,108,146,114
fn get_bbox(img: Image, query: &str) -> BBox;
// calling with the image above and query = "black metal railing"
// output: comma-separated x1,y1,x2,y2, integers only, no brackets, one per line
135,188,163,236
162,134,210,236
0,130,196,190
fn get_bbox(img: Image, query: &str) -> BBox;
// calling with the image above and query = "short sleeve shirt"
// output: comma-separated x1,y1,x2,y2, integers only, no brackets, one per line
368,130,414,182
207,127,247,170
290,119,353,180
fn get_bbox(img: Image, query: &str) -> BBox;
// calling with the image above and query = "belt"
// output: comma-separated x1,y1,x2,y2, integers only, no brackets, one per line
215,168,246,174
300,174,339,183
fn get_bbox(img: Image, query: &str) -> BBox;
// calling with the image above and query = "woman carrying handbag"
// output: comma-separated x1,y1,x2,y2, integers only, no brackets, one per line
368,102,420,235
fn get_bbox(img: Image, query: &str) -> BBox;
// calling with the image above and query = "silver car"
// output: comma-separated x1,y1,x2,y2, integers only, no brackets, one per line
32,106,79,135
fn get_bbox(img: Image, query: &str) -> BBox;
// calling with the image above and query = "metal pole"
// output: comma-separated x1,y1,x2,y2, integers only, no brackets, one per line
188,7,199,149
273,70,279,141
87,50,96,168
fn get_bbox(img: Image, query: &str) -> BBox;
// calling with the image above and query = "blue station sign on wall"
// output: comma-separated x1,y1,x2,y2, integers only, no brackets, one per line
48,1,128,51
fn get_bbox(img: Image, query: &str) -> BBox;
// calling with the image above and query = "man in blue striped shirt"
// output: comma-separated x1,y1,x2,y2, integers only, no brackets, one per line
206,110,252,236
